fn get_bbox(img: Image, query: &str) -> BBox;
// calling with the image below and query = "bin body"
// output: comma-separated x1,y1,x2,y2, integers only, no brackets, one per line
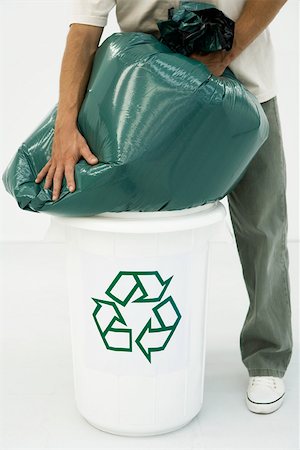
55,201,226,436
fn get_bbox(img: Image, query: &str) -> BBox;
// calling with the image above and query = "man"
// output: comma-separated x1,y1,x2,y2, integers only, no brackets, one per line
35,0,293,414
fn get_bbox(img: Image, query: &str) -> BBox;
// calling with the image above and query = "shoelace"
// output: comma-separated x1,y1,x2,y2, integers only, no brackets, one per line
251,376,277,388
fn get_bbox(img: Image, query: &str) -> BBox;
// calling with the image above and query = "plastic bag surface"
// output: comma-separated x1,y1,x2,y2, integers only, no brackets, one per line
157,1,235,55
2,29,269,217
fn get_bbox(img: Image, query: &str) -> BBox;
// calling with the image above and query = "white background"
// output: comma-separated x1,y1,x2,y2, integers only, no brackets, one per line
0,2,299,449
0,0,299,242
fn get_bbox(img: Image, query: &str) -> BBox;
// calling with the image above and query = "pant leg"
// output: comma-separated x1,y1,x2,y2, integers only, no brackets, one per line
227,96,293,378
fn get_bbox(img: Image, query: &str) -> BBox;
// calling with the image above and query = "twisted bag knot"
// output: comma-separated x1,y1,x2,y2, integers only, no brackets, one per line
157,4,235,56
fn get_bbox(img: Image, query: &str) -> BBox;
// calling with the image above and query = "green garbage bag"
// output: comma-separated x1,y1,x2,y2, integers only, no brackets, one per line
2,8,269,217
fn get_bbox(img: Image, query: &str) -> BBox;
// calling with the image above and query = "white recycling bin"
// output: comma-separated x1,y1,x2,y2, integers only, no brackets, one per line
53,200,226,436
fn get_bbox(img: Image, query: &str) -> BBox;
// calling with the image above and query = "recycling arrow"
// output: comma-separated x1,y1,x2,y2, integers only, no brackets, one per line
91,298,132,351
135,296,182,362
105,271,173,305
91,271,182,362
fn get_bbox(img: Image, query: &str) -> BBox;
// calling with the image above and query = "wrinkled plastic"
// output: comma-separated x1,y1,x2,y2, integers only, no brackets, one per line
2,30,269,217
157,1,235,56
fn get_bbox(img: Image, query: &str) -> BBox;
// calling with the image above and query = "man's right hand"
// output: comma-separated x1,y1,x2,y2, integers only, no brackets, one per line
34,124,99,201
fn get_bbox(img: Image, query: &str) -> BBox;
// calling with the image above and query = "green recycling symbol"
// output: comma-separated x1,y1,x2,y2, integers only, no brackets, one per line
91,271,182,363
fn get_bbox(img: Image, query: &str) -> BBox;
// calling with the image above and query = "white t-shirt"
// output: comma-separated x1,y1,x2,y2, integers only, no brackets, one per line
69,0,277,103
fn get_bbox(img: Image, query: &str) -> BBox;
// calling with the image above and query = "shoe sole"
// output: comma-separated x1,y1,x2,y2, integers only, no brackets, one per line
246,393,285,414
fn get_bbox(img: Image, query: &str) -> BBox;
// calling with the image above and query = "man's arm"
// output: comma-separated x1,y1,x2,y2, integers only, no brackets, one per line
55,24,103,129
190,0,288,76
35,24,104,201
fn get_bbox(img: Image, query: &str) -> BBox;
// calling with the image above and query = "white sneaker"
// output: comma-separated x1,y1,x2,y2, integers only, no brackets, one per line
246,376,285,414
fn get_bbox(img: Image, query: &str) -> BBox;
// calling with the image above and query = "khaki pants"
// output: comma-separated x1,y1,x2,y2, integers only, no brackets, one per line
227,96,293,378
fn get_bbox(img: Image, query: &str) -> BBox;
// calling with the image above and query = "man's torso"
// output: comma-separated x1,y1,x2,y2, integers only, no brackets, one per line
69,0,277,102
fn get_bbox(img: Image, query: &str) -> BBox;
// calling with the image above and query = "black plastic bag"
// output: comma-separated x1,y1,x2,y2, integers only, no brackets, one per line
157,1,235,56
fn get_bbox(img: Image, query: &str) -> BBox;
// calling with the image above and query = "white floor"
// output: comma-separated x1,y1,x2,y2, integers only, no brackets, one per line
0,240,298,449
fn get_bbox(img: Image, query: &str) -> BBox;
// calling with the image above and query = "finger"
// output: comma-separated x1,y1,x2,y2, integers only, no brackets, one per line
52,166,65,201
44,165,56,190
35,160,51,183
80,144,99,165
64,163,76,192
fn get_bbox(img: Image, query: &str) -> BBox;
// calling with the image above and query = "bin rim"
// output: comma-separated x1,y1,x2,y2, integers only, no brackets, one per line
51,201,226,234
